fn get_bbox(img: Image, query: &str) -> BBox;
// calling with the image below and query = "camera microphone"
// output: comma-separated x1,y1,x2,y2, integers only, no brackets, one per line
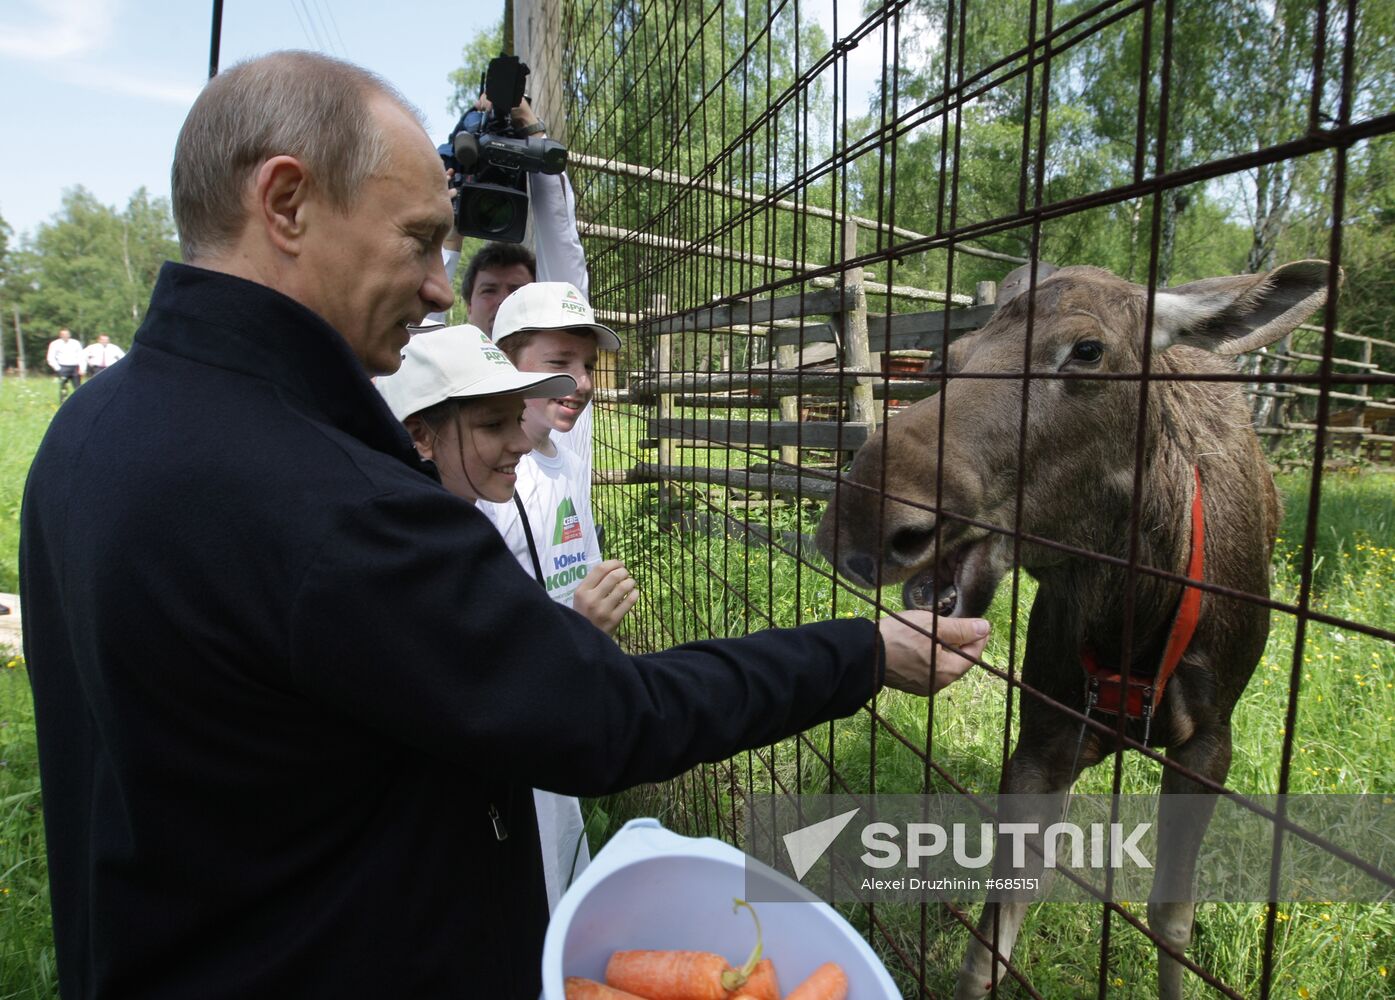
453,131,481,173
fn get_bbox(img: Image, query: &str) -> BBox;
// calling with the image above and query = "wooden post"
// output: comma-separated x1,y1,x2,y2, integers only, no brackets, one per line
13,306,25,377
653,295,674,531
514,0,566,144
975,280,998,308
1268,334,1294,447
776,341,799,468
1359,336,1373,461
841,219,875,434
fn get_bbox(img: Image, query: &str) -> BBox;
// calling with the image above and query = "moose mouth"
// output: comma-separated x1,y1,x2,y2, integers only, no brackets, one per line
901,536,1006,618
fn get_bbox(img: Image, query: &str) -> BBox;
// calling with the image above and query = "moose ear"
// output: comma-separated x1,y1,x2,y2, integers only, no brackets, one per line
1151,260,1339,356
996,260,1060,310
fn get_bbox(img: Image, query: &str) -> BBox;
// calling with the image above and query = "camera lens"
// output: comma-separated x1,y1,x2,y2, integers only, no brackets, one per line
474,192,516,235
457,183,529,243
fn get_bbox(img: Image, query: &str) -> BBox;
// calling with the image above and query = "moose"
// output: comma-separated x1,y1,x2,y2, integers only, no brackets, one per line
815,260,1333,999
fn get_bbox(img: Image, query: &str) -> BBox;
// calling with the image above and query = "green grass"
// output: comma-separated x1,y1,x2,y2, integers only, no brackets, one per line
0,660,54,1000
0,377,58,595
593,450,1395,999
1,376,58,999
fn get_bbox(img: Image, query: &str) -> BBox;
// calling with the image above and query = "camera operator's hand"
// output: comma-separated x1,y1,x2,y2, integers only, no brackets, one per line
877,612,989,696
441,167,463,250
475,93,547,137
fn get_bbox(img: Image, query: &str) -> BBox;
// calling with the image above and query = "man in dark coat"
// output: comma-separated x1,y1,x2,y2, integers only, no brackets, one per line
20,52,990,999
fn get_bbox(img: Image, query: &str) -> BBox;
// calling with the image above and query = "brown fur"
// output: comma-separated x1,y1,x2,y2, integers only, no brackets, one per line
815,261,1331,999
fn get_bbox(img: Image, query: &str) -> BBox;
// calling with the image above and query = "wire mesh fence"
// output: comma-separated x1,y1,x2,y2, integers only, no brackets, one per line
547,0,1395,994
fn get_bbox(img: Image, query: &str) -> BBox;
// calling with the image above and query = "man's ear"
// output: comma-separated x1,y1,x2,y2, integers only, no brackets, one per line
402,415,435,461
253,155,312,256
1151,260,1339,356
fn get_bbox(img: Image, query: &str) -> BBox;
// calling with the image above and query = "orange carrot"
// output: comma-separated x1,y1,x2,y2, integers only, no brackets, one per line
726,958,780,1000
605,950,730,1000
785,962,849,1000
605,899,768,1000
565,977,651,1000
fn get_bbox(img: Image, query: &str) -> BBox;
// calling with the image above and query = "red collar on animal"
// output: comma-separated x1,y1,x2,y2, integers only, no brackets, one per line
1081,465,1205,719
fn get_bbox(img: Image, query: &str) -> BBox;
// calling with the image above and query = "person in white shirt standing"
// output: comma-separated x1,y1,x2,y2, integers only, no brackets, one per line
46,328,86,400
84,334,126,376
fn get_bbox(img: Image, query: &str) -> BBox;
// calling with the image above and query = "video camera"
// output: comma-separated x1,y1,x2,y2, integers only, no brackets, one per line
441,55,567,243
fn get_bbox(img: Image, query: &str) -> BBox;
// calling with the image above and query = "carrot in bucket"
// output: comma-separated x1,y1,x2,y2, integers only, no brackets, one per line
785,961,849,1000
726,958,780,1000
604,899,766,1000
564,978,650,1000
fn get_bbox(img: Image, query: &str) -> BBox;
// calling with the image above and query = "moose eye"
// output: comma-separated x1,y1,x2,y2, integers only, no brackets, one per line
1071,340,1104,363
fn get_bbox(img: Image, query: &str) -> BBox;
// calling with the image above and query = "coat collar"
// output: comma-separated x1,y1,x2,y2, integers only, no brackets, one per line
136,261,434,476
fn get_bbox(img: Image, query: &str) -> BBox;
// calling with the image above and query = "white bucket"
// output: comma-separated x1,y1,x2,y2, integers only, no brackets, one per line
541,817,902,999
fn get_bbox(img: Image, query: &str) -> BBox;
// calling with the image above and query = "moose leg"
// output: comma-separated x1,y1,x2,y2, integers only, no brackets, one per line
1148,725,1231,1000
954,742,1091,1000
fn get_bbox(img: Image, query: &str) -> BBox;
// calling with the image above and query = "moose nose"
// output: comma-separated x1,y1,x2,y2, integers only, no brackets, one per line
845,554,876,587
889,524,937,566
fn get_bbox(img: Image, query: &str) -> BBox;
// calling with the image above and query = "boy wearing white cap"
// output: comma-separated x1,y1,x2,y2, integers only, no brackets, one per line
480,282,638,631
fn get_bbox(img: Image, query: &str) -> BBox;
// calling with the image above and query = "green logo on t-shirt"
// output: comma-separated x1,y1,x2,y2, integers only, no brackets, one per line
553,497,582,545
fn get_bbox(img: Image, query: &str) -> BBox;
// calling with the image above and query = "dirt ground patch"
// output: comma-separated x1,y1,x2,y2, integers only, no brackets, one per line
0,593,22,655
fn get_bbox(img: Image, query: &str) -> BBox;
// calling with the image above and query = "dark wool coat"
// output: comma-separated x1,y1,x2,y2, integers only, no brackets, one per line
21,263,882,999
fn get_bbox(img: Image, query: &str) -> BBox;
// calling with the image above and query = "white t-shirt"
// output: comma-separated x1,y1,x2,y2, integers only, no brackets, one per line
477,439,599,912
478,443,600,607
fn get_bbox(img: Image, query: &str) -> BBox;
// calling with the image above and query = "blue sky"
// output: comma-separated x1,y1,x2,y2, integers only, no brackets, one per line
0,0,504,240
1,0,894,243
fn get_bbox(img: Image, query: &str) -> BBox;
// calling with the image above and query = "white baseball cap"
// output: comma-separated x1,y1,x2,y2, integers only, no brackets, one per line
491,281,622,352
376,323,577,422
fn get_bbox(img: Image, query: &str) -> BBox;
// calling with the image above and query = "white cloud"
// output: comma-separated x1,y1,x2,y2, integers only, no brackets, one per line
67,65,201,106
0,0,199,107
0,0,117,60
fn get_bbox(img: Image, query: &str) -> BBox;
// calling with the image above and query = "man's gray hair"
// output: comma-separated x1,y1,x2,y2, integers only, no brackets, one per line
172,51,423,262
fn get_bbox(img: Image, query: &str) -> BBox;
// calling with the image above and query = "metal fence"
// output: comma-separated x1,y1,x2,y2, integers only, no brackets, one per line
536,0,1395,995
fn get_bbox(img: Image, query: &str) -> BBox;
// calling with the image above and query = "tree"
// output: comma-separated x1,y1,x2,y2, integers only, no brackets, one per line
8,187,178,364
448,15,508,117
0,209,11,370
0,210,11,289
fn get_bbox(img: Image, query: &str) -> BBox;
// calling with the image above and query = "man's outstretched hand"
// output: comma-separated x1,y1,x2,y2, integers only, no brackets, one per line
878,612,990,695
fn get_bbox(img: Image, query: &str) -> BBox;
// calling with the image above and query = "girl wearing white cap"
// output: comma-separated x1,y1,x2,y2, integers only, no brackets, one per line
375,322,605,915
375,324,569,506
